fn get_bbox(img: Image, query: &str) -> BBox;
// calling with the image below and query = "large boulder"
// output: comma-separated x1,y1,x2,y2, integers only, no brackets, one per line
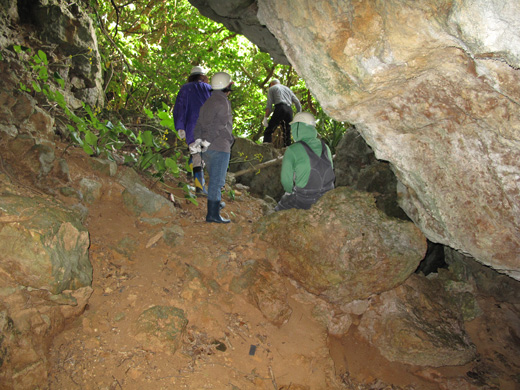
358,274,477,367
256,186,427,304
0,187,92,294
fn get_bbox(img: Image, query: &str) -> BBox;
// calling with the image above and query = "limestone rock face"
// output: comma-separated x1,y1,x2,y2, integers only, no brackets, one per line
188,0,288,64
256,187,427,304
196,0,520,279
0,0,104,108
33,0,104,107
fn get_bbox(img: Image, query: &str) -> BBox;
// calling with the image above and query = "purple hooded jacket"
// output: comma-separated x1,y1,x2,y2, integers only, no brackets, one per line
173,81,212,144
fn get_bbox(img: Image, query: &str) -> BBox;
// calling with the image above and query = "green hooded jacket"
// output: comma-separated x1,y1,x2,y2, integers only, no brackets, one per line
280,122,334,193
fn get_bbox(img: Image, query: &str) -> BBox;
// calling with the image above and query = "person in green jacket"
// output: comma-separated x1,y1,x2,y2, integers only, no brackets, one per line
275,112,335,211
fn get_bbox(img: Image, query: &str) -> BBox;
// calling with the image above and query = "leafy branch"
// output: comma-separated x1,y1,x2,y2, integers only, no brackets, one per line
13,45,183,182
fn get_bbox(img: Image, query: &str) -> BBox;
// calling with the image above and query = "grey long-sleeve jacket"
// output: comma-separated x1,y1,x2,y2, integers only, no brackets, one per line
193,90,234,153
265,83,301,114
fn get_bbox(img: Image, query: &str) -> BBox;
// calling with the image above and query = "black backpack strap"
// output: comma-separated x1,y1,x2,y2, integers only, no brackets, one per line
319,140,327,157
296,140,317,156
296,140,327,158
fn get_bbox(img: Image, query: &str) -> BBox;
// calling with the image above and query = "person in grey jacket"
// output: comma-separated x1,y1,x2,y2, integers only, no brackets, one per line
263,79,301,146
193,72,234,223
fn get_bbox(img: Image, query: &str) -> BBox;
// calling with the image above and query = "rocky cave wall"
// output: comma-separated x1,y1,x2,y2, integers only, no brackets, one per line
189,0,520,280
1,0,104,108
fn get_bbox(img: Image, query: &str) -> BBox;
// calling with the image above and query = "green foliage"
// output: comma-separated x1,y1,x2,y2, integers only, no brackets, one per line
32,50,49,82
90,0,348,144
178,182,198,205
13,45,181,180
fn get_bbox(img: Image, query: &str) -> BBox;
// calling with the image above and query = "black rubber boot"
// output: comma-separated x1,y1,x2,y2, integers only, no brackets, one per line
206,200,230,223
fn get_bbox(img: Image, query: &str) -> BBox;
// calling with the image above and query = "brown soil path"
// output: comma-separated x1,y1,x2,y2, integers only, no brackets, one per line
47,151,340,389
45,147,520,390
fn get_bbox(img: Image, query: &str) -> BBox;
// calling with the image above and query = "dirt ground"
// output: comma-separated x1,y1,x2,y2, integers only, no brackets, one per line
45,145,520,390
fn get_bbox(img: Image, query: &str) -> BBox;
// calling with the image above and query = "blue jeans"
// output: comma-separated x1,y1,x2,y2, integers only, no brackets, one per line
202,150,230,202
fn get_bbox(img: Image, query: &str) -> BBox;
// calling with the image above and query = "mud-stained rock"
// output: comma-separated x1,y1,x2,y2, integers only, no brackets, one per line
311,299,354,336
256,186,426,304
22,105,54,137
3,135,71,192
136,306,188,354
3,92,53,138
0,186,92,294
113,234,139,261
0,286,92,389
122,182,176,218
249,276,292,326
87,157,117,177
230,259,292,326
79,177,102,204
229,259,263,294
358,274,477,367
162,224,185,247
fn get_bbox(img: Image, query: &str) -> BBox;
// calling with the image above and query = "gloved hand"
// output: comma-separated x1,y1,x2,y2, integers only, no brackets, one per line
189,139,201,154
262,116,268,127
200,140,211,153
178,129,186,139
189,139,211,154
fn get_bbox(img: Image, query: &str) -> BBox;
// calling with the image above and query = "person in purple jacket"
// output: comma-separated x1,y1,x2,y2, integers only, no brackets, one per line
173,66,212,194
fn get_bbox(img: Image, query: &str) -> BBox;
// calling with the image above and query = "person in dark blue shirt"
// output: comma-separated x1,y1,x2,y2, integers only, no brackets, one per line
173,66,212,194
